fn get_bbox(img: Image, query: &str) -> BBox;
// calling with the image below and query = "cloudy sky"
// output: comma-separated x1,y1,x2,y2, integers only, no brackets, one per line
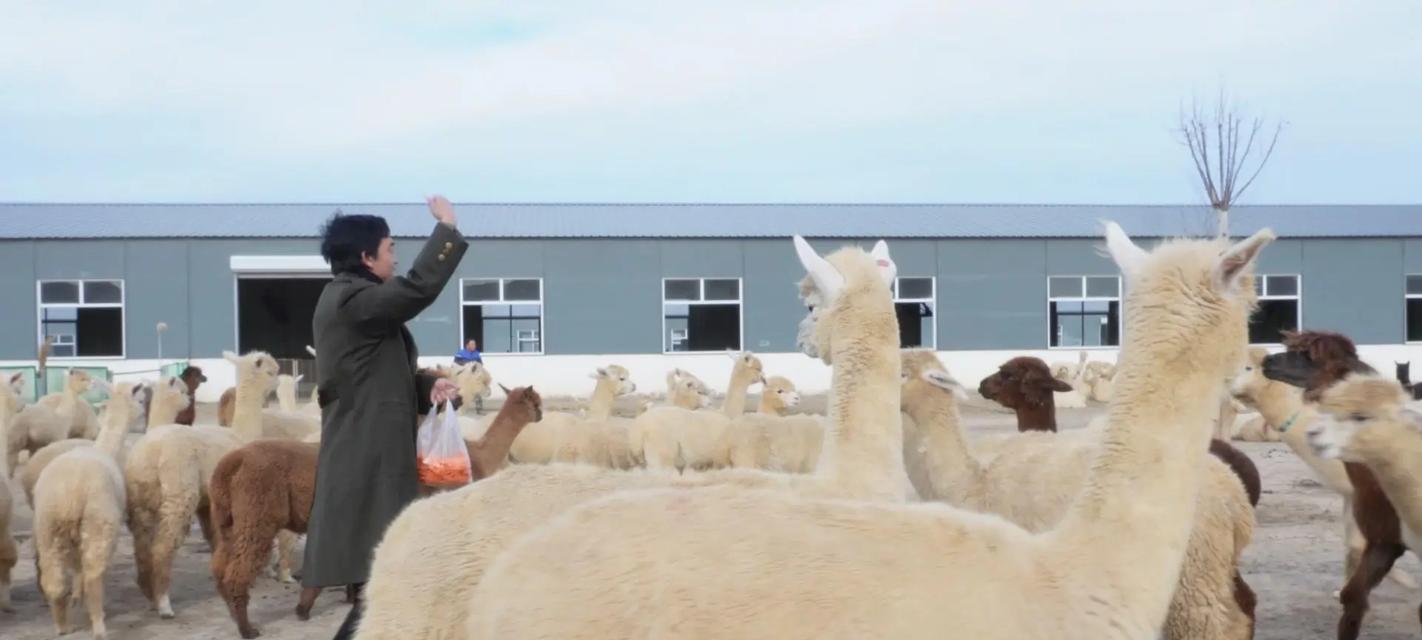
3,1,1420,203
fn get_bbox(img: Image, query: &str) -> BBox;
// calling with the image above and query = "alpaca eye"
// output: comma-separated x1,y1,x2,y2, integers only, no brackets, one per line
1349,412,1368,422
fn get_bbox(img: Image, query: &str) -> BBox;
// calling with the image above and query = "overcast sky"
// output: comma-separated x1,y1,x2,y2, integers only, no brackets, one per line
3,1,1420,204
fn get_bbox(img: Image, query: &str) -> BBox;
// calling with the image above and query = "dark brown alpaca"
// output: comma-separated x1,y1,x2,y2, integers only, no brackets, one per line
1263,329,1409,640
175,365,207,425
976,357,1072,432
468,384,542,480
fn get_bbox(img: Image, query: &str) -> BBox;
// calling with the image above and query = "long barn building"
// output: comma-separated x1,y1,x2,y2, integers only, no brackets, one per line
1,203,1419,401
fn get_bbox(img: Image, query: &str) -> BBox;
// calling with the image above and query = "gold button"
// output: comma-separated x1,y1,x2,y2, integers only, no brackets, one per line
438,254,446,261
444,242,453,250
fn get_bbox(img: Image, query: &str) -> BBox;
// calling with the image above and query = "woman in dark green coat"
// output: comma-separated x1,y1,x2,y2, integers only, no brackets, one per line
302,196,467,599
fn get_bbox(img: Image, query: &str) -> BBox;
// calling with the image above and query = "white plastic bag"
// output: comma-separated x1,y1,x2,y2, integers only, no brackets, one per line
416,400,472,487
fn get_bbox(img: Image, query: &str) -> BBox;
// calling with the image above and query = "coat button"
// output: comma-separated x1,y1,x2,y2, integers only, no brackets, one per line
438,254,446,261
444,242,453,250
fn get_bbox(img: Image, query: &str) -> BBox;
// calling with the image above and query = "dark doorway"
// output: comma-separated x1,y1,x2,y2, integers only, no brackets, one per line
237,277,330,360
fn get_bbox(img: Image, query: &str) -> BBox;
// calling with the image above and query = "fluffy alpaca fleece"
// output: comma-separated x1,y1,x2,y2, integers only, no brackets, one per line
465,224,1273,640
505,365,634,465
345,238,909,640
124,350,279,619
718,350,766,416
901,350,1257,639
21,376,186,507
977,356,1074,432
1049,351,1090,409
33,380,148,640
636,353,766,471
0,373,24,611
37,368,100,439
1083,360,1117,403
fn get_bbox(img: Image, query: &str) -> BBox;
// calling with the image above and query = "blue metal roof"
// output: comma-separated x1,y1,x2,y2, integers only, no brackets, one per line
0,202,1417,239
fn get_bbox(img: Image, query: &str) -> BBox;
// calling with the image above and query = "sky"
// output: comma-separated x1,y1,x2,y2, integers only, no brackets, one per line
2,1,1421,204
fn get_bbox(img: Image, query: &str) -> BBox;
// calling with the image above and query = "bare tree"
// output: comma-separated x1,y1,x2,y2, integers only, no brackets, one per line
1178,89,1284,237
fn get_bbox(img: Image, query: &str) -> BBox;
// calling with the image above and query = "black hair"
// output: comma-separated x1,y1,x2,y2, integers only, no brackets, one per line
320,211,391,275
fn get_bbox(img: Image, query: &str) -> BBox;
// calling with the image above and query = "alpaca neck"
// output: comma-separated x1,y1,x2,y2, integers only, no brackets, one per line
96,400,135,458
757,396,785,415
904,397,983,505
1357,439,1422,539
0,392,15,477
148,394,182,427
1013,397,1058,432
721,368,755,417
587,381,618,422
475,408,533,472
276,383,298,412
815,295,910,501
669,390,700,410
231,378,268,441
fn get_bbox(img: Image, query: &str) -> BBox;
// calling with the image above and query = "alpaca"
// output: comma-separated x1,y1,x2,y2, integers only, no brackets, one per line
1396,360,1422,400
37,368,100,439
148,374,191,428
344,236,908,640
464,223,1273,640
757,375,801,415
33,380,147,640
465,385,544,480
124,350,279,619
902,350,1257,638
0,372,24,611
505,365,634,465
724,377,822,473
637,352,766,471
719,350,766,416
174,365,207,425
7,400,68,475
1263,331,1418,639
977,356,1073,432
1083,360,1117,402
1049,351,1090,409
22,376,186,507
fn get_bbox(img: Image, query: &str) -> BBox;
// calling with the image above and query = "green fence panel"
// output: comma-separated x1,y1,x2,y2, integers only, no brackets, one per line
0,366,40,404
159,361,190,380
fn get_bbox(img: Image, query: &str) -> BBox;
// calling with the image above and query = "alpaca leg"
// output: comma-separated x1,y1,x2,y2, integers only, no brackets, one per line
296,586,321,620
151,494,199,618
82,569,108,640
0,535,16,612
218,517,282,638
37,542,71,634
128,503,158,604
274,530,298,583
196,503,217,550
1337,543,1405,640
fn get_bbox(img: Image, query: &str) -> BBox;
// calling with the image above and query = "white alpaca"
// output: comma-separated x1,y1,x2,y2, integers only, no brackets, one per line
0,372,25,611
465,223,1274,640
726,375,823,473
1050,351,1090,409
1229,347,1419,590
899,350,1256,639
349,236,908,640
123,350,279,618
33,380,148,640
506,365,636,465
637,352,766,471
36,368,101,439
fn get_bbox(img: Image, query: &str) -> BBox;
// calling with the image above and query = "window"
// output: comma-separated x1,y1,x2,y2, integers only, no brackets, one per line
1408,275,1422,343
1047,275,1120,348
460,278,544,354
662,278,742,352
1249,274,1301,344
37,279,125,358
891,277,936,349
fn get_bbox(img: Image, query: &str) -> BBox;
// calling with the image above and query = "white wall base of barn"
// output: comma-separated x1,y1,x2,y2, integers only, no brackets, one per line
8,342,1422,404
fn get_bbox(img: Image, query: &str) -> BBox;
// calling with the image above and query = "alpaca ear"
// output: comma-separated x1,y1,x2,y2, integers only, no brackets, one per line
1048,378,1074,393
793,235,845,301
1215,227,1276,294
1101,220,1147,279
132,382,147,398
592,367,608,379
295,374,304,384
869,239,897,287
498,383,511,395
921,370,969,400
222,350,240,364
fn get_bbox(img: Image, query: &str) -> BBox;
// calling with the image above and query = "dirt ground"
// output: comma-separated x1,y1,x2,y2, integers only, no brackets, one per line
4,397,1421,639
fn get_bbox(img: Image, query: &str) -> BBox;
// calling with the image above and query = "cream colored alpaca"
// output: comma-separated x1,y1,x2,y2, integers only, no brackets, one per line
1051,351,1090,409
466,224,1273,640
719,350,766,416
275,373,302,411
0,373,24,611
725,375,823,473
7,397,69,477
350,237,908,640
506,365,635,464
758,375,801,415
22,376,186,507
37,368,101,439
637,352,765,471
1082,360,1116,403
1229,347,1419,590
1309,375,1422,551
33,380,147,640
898,350,1256,639
124,350,278,619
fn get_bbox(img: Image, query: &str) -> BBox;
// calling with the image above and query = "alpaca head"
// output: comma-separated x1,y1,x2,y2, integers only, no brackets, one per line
456,362,495,400
222,350,282,395
180,365,208,391
1101,221,1270,383
95,379,149,427
727,350,767,385
792,236,897,363
497,384,544,424
2,372,24,413
65,368,94,394
1306,374,1418,460
1397,361,1411,382
978,356,1071,410
761,376,801,411
667,368,712,409
899,350,968,409
1082,361,1115,384
590,365,636,395
1228,347,1293,409
153,374,191,410
1262,330,1375,401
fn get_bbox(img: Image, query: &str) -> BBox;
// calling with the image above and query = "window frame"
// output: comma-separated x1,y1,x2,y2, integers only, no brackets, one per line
891,275,938,350
1249,273,1303,346
36,278,128,360
1407,274,1422,344
660,276,745,354
458,277,546,356
1046,274,1122,350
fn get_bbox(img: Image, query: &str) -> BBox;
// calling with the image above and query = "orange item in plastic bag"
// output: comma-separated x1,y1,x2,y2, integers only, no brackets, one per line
416,400,472,487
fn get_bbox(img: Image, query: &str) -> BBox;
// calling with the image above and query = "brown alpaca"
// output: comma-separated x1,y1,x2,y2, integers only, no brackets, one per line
977,356,1072,432
467,385,542,480
175,366,207,425
1263,329,1405,640
1209,439,1261,508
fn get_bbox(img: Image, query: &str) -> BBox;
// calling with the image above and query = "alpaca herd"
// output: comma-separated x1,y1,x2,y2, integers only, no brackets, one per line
3,226,1422,639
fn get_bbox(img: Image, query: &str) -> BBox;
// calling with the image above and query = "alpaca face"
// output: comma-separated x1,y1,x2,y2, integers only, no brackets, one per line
67,369,93,393
791,236,896,363
182,365,208,388
1260,351,1316,390
978,357,1069,409
457,363,494,399
223,350,281,393
1306,376,1416,460
500,385,544,423
592,365,636,395
1228,348,1274,407
728,351,767,385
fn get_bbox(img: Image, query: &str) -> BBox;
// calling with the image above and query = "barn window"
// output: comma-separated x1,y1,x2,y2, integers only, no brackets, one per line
1249,274,1301,344
1047,275,1120,348
891,276,936,349
1408,275,1422,343
461,278,544,354
37,279,125,358
663,278,742,352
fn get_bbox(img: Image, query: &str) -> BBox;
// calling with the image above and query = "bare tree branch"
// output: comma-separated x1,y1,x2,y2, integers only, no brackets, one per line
1175,88,1286,236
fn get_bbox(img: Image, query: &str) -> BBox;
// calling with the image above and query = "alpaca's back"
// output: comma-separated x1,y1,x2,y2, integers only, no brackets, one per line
34,448,127,549
638,406,731,470
508,411,577,464
727,413,822,473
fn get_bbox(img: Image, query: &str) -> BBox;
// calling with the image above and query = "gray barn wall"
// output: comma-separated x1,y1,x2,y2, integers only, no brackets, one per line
0,236,1416,362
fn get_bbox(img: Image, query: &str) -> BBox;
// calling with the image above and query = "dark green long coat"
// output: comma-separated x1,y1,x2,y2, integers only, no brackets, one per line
302,222,467,588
